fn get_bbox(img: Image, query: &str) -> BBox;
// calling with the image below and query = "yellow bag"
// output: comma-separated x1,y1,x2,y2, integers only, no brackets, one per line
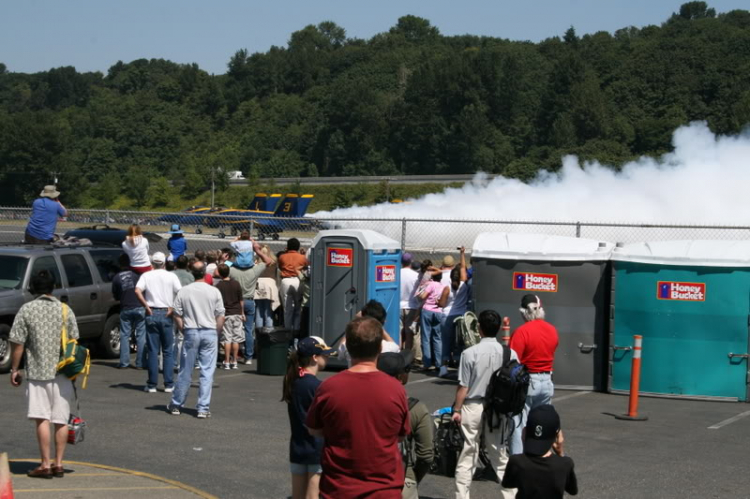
56,304,90,389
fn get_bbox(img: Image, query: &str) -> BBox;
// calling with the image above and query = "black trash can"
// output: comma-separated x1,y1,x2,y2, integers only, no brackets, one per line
257,328,292,376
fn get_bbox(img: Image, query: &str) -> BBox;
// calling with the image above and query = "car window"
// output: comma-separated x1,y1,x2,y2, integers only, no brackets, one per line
0,256,29,290
89,249,123,283
30,256,63,289
61,254,94,288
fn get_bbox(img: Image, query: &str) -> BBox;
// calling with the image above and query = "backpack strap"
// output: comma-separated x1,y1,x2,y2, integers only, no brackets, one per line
502,343,510,367
407,397,419,411
61,303,69,347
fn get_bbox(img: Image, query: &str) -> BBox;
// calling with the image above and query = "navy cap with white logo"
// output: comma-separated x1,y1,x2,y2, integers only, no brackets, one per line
524,404,560,456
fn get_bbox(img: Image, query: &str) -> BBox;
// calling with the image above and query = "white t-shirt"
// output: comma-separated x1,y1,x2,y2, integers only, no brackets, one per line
122,237,150,268
400,267,420,310
135,269,182,308
441,269,454,315
338,339,401,368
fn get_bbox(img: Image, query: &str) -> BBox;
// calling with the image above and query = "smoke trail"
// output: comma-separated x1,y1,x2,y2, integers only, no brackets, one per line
312,122,750,248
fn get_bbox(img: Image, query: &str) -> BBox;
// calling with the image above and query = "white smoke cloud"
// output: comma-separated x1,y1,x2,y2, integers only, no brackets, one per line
311,122,750,249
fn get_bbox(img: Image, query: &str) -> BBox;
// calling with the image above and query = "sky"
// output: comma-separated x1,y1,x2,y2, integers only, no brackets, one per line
1,0,747,75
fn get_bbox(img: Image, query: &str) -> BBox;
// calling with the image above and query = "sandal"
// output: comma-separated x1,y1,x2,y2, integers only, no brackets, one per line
27,466,52,479
52,466,65,477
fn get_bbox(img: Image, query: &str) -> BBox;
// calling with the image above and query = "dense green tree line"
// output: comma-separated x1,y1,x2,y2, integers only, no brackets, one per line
1,2,749,208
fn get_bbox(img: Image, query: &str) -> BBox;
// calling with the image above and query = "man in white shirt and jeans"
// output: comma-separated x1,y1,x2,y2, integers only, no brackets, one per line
135,252,182,393
452,310,518,499
168,261,225,419
400,253,421,355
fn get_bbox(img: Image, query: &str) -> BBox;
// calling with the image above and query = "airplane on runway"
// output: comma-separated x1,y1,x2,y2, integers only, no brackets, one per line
203,194,316,240
155,193,281,232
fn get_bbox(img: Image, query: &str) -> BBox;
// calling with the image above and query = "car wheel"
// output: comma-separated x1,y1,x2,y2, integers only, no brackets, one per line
99,314,121,359
196,228,203,235
0,324,11,373
258,233,266,241
272,233,280,241
218,232,226,239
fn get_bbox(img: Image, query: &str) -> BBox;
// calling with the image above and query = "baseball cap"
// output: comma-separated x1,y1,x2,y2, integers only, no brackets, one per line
151,252,166,264
402,252,413,264
442,255,456,267
524,405,560,456
521,294,542,310
377,350,415,378
297,336,335,357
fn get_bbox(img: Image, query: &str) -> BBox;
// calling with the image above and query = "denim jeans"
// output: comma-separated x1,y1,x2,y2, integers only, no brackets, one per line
145,309,175,389
441,314,463,365
171,328,218,413
255,299,273,329
420,309,444,369
243,300,256,359
509,373,554,455
119,307,146,368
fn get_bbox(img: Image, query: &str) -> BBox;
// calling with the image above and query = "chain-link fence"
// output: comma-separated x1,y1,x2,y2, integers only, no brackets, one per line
3,206,750,263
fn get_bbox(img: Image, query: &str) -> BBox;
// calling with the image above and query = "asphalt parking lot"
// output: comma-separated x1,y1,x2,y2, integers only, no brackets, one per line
3,357,750,499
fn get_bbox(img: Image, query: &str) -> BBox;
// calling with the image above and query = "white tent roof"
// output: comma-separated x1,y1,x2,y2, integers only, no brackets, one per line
611,240,750,267
471,232,614,262
311,230,400,251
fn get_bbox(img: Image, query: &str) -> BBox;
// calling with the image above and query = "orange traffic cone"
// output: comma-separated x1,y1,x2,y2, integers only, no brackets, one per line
0,452,13,499
501,317,511,344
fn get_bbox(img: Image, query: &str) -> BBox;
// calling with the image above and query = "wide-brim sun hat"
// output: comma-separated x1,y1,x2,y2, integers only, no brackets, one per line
40,185,60,199
168,224,184,234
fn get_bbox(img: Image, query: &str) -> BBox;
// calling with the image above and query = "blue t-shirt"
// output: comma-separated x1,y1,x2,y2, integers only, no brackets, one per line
288,374,323,464
167,235,187,260
26,198,65,240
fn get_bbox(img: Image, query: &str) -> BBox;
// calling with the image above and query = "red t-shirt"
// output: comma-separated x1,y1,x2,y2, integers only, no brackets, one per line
306,370,411,499
509,320,559,373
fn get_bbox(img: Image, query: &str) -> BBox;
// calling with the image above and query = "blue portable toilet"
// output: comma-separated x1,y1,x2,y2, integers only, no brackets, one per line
309,230,401,355
610,240,750,401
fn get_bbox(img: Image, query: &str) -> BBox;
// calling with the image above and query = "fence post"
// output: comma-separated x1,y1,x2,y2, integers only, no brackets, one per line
401,218,407,251
575,222,581,238
615,335,648,421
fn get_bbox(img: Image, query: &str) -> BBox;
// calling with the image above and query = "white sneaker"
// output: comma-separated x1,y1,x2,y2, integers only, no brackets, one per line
164,386,174,393
223,363,231,370
439,366,449,378
244,359,253,365
144,386,157,393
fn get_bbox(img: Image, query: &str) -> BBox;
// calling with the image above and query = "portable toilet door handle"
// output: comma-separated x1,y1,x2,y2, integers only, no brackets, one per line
612,345,633,351
727,353,750,359
578,343,597,354
344,286,358,312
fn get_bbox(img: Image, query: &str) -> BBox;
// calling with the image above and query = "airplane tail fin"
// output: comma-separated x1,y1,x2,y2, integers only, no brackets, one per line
273,194,314,217
247,193,282,212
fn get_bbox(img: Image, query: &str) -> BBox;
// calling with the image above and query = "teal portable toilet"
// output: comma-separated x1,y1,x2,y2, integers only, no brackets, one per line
610,240,750,401
472,232,614,391
309,230,401,361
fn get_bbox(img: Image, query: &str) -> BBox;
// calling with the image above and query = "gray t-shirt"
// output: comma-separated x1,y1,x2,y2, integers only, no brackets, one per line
459,337,518,401
173,269,195,287
230,262,267,299
173,282,225,330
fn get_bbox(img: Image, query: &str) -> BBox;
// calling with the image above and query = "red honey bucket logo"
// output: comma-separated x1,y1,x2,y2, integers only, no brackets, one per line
512,272,558,292
657,281,706,302
327,247,353,267
376,265,396,282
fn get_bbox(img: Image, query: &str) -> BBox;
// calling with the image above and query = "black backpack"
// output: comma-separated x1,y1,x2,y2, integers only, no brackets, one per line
400,397,421,470
484,346,530,432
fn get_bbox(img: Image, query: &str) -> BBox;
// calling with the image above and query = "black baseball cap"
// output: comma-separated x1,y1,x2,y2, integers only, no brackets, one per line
297,337,335,357
377,350,415,378
524,405,560,456
521,294,542,310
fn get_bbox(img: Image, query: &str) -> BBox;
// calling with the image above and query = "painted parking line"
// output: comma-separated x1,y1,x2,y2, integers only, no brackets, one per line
552,391,591,403
15,486,179,493
11,459,218,498
707,409,750,430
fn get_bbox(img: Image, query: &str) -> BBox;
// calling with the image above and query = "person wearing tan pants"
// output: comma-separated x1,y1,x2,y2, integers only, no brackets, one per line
451,310,517,499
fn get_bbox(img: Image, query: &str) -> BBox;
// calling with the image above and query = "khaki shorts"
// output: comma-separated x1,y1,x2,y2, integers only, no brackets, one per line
221,315,245,344
27,375,74,425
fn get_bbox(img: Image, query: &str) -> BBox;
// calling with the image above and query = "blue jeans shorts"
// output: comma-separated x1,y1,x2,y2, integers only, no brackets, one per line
289,462,322,475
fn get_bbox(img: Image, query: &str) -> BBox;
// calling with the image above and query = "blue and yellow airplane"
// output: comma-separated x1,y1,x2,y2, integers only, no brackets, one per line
200,193,315,239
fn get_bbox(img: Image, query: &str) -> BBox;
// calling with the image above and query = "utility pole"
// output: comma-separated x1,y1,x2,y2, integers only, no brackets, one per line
211,167,215,209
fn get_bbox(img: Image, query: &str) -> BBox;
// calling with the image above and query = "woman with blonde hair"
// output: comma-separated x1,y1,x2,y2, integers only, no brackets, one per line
254,245,279,331
122,224,152,274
